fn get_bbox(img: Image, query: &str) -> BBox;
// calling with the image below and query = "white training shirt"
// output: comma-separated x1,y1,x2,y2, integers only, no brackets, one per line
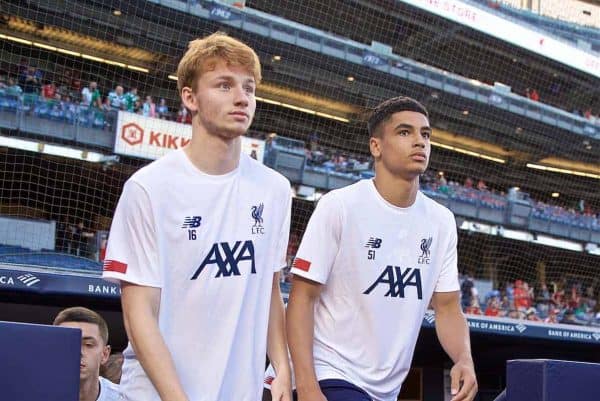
98,376,122,401
103,149,291,401
290,179,459,401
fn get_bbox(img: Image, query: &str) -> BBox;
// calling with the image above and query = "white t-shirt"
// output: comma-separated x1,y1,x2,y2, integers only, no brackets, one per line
98,376,121,401
290,179,459,401
103,149,292,401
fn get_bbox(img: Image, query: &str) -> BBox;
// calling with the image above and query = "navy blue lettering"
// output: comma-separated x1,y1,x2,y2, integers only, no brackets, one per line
363,266,423,299
191,240,256,279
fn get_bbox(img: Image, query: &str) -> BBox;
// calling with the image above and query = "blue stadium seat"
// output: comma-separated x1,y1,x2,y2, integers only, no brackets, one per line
0,244,102,272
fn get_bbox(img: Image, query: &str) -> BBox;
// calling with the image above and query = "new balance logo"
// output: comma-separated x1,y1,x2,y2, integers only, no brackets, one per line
17,273,40,287
365,237,381,260
365,237,382,248
191,240,255,279
182,216,202,229
363,266,422,299
183,216,202,240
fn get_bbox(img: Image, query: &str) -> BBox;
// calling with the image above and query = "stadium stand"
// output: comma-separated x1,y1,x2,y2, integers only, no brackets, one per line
0,83,598,231
0,244,101,271
468,0,600,52
0,0,598,399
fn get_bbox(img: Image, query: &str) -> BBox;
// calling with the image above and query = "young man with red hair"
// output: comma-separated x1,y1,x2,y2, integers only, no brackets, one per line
104,33,292,401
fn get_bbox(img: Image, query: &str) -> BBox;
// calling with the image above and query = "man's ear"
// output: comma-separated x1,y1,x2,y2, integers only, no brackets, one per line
369,136,382,159
101,345,111,365
180,86,198,113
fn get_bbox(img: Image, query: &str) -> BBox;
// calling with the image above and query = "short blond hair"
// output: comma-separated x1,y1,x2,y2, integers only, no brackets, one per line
176,32,261,94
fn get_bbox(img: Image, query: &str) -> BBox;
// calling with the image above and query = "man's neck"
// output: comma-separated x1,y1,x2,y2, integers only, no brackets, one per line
185,124,241,175
80,376,100,401
373,167,419,208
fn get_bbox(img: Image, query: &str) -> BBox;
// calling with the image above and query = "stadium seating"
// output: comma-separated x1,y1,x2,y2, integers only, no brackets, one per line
468,0,600,53
0,244,101,272
2,101,596,253
302,147,598,230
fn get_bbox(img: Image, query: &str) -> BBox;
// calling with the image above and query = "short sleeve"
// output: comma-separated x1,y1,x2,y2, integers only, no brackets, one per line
102,180,162,287
291,192,342,284
274,187,292,272
434,213,460,293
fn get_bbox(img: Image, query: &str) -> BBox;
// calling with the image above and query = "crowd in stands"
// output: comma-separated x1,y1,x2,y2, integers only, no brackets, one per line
477,0,600,32
518,86,599,124
423,171,599,228
0,62,191,130
305,145,373,175
420,171,508,210
525,87,540,102
55,219,96,259
460,273,600,327
1,56,598,131
301,141,600,229
531,200,599,228
574,107,599,124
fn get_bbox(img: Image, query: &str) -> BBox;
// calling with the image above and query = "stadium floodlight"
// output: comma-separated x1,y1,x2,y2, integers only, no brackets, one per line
33,42,57,51
127,65,149,73
461,221,589,253
254,96,350,123
498,228,532,242
279,103,316,114
430,141,506,164
81,54,105,63
104,60,126,67
41,144,85,160
255,96,280,105
315,112,349,123
526,163,600,180
534,235,583,252
0,136,39,153
0,34,32,45
0,136,108,163
0,33,147,73
56,47,81,56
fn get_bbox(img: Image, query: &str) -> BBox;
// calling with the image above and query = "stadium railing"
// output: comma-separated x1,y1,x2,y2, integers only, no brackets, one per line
1,91,598,244
267,139,600,244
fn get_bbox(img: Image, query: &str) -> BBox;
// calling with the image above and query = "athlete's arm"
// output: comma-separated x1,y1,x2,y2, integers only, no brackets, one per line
431,291,478,401
267,272,292,401
121,282,189,401
286,275,327,401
